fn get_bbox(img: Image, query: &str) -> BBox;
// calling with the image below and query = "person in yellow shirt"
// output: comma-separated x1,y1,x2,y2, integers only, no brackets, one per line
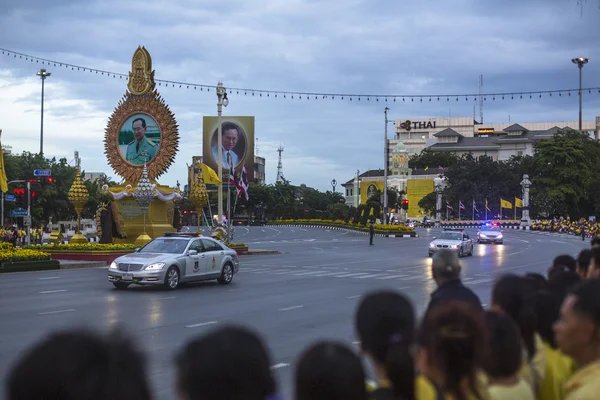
554,279,600,400
483,311,534,400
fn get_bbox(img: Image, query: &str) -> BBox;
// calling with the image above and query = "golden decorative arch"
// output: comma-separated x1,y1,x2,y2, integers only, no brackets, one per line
104,90,179,183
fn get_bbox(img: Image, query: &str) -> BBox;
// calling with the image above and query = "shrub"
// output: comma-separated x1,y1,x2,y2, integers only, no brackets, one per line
25,243,137,251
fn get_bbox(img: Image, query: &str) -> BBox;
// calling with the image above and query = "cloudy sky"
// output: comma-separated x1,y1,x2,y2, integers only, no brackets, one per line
0,0,599,191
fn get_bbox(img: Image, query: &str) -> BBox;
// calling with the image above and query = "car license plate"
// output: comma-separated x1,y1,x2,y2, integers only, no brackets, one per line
122,274,133,281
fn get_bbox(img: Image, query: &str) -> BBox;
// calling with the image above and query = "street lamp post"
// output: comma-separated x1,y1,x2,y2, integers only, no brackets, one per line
36,69,51,155
216,82,229,227
383,107,390,224
571,57,589,133
331,179,337,192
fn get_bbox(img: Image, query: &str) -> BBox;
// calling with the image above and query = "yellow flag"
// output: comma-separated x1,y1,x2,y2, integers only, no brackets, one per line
361,209,365,217
200,163,222,186
424,166,429,171
500,198,512,209
515,197,523,208
0,130,8,193
485,199,490,211
369,207,374,216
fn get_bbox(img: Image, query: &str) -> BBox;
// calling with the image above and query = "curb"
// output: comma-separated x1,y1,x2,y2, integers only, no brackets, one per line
58,260,109,269
267,224,418,238
240,250,282,256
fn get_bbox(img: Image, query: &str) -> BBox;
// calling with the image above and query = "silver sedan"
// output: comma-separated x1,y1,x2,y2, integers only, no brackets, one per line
107,233,240,290
428,230,474,257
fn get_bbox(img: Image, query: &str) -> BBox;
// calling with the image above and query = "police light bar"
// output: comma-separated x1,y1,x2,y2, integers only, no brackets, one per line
163,232,201,237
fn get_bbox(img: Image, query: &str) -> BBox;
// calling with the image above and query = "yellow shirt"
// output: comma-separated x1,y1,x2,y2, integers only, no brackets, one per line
416,375,490,400
519,334,547,393
489,379,534,400
538,342,575,400
564,359,600,400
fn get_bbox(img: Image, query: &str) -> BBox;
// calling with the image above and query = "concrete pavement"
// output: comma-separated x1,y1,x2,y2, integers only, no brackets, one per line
0,226,588,400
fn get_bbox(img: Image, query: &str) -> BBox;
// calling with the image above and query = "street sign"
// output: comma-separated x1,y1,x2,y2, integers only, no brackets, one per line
33,169,52,177
5,194,15,201
23,216,31,226
10,208,28,217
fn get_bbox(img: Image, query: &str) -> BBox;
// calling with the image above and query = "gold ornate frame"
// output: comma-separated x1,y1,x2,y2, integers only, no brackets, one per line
104,90,179,183
103,46,179,183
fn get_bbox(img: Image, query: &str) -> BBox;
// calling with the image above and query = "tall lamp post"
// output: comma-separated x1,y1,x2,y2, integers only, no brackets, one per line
571,57,589,133
216,82,229,226
36,69,51,155
331,179,337,192
383,107,390,224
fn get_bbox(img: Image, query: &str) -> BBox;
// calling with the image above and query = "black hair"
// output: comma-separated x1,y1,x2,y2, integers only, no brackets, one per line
589,248,600,270
548,270,582,306
591,236,600,247
532,290,561,348
295,341,367,400
418,301,486,400
525,273,548,292
483,311,523,379
552,255,576,272
570,279,600,327
491,274,537,361
7,329,151,400
132,117,146,128
576,249,593,275
222,122,239,135
356,291,415,400
174,325,276,400
548,264,572,280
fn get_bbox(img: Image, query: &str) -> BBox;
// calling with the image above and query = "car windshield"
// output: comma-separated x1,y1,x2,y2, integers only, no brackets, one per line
482,227,501,232
139,238,189,254
437,232,463,241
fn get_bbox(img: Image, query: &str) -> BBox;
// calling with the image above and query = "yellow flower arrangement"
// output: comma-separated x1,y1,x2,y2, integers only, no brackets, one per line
0,247,51,263
25,243,137,251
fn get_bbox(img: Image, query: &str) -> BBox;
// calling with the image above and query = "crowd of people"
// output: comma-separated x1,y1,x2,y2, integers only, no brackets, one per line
5,239,600,400
531,218,600,238
0,226,44,246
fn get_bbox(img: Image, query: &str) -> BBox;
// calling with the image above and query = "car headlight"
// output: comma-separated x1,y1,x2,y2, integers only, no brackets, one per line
429,243,435,248
452,244,460,248
497,234,503,239
145,262,166,271
110,262,118,270
479,234,487,238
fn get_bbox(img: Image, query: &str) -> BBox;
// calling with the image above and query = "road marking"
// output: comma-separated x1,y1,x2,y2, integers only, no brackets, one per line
347,295,362,299
161,296,176,299
354,274,390,279
272,270,299,275
279,305,303,311
465,279,493,285
376,274,408,279
39,289,67,294
38,309,76,315
293,271,331,276
185,321,218,328
270,363,290,370
399,276,424,281
352,341,361,345
398,286,410,290
227,289,240,292
335,272,371,278
38,276,59,280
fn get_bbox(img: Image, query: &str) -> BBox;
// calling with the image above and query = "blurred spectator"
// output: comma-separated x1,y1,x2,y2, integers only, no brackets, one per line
425,249,482,315
590,236,600,248
6,329,151,400
483,311,534,400
586,248,600,279
525,273,548,291
416,302,487,400
552,255,577,273
554,279,600,399
295,341,367,400
355,291,415,400
548,270,582,307
491,274,545,394
576,249,592,280
174,325,278,400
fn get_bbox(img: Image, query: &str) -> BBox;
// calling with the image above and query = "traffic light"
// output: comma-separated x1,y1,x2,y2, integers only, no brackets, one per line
46,177,55,183
14,188,25,207
401,199,409,211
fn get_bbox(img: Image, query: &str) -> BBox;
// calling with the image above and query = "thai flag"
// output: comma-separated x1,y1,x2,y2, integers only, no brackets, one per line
473,200,479,212
238,166,250,201
446,201,453,210
459,201,466,210
229,162,243,195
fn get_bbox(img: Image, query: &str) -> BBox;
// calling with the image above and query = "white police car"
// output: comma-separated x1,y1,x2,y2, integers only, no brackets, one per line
477,224,504,244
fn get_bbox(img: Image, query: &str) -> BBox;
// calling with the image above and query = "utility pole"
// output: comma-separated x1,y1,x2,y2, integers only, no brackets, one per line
36,69,51,155
571,57,590,132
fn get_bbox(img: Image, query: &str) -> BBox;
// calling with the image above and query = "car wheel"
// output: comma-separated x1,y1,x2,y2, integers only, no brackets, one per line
217,263,234,285
428,252,433,257
113,282,130,290
477,239,480,244
459,247,464,257
164,266,180,290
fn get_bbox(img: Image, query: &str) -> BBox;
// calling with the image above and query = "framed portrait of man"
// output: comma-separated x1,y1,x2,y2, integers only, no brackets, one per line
118,113,161,165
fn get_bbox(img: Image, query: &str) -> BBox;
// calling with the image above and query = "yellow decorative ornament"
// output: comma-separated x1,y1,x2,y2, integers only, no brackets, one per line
127,46,155,96
67,166,89,244
189,175,209,234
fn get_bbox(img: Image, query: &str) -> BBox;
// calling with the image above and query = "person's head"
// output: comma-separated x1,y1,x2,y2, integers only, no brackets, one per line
532,289,561,348
586,248,600,279
525,273,548,292
554,279,600,363
175,325,276,400
417,302,486,400
132,118,147,141
483,311,523,381
294,341,367,400
431,249,461,286
552,254,576,272
491,274,537,360
355,291,415,400
548,270,582,305
7,329,151,400
576,249,593,279
221,123,239,151
591,236,600,248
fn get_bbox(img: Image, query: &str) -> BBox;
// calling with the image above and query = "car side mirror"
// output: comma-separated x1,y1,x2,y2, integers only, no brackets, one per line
432,236,436,239
188,250,198,256
135,247,141,252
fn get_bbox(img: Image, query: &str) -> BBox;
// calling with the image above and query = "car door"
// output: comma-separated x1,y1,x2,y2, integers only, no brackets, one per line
463,234,473,252
185,239,207,278
201,239,224,275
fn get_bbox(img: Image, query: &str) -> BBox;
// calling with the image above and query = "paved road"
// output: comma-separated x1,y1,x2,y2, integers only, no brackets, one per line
0,226,588,399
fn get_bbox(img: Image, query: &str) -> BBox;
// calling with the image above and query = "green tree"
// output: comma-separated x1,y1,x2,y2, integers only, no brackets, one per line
418,192,437,215
408,149,458,169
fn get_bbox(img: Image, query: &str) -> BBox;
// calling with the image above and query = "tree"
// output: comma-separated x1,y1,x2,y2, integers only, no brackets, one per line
418,192,437,216
408,149,458,169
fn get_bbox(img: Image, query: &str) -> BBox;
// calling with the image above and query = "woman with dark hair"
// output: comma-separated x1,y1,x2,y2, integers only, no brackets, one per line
416,301,488,400
355,291,416,400
491,274,545,395
174,325,279,400
295,341,367,400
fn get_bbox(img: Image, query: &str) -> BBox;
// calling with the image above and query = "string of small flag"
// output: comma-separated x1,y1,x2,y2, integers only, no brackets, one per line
2,47,599,103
